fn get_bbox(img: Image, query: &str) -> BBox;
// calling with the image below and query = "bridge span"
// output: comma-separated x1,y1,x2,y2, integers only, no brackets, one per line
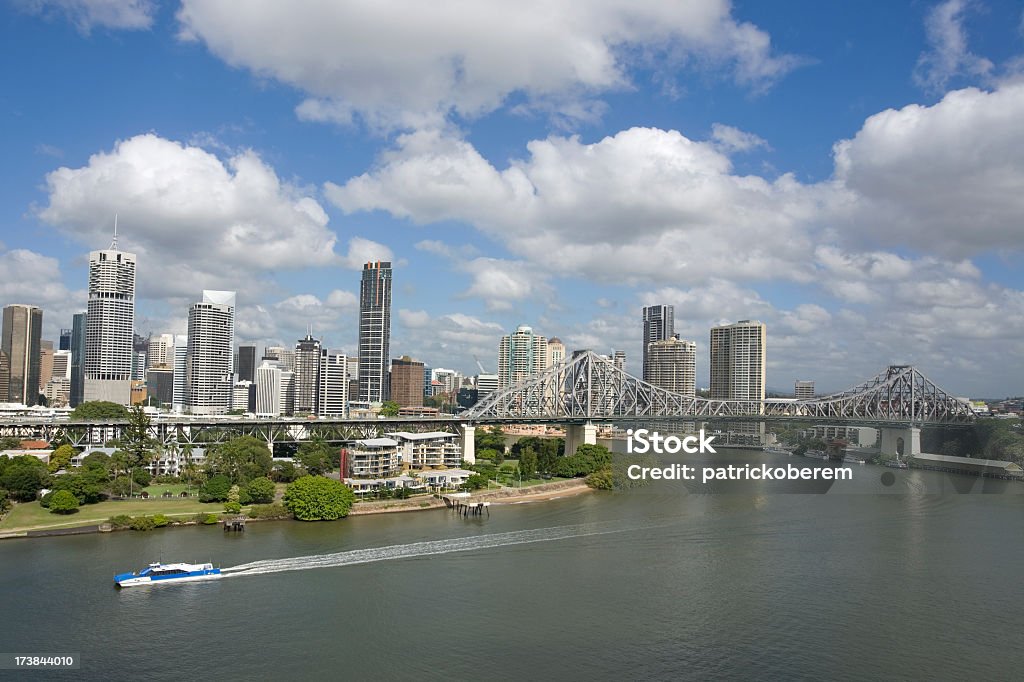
0,352,974,461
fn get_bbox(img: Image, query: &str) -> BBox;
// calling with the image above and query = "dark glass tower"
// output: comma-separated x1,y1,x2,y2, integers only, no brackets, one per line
237,344,257,383
358,261,392,403
70,312,87,407
642,304,674,382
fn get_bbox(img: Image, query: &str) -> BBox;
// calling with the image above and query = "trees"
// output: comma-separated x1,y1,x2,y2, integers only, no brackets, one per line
118,406,157,472
475,427,506,455
283,475,355,521
0,457,48,501
379,400,400,417
271,460,303,483
49,490,80,514
555,444,613,478
0,436,23,451
48,444,77,473
243,477,276,504
204,436,273,484
70,401,129,421
518,447,538,480
295,440,336,476
463,474,489,490
199,474,232,503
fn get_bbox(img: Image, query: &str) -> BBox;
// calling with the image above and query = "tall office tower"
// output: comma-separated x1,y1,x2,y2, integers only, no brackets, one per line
279,369,296,416
69,312,87,407
613,350,626,373
319,351,349,417
345,356,359,404
84,232,136,405
236,344,257,383
710,320,767,439
264,345,295,372
498,325,548,389
794,380,815,400
131,350,147,381
546,337,566,368
52,350,71,380
642,304,674,382
1,304,43,405
422,366,432,398
646,337,696,396
147,333,174,369
255,361,282,417
293,332,322,414
232,380,253,412
39,340,54,392
358,261,392,403
475,373,498,402
390,356,424,408
59,329,72,351
172,334,187,412
146,366,174,406
185,291,235,415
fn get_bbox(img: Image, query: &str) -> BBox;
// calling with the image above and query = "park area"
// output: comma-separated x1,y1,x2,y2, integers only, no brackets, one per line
0,497,226,534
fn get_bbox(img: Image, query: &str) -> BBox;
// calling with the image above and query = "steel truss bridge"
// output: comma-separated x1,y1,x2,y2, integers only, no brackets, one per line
0,351,973,449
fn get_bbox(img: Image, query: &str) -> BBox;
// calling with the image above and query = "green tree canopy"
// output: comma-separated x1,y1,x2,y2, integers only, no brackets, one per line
0,436,23,451
243,477,276,504
475,426,506,454
48,444,77,473
379,400,400,417
48,489,80,514
199,474,232,503
205,436,273,484
116,406,157,471
295,440,336,476
0,457,48,501
518,446,538,480
70,401,129,421
283,475,355,521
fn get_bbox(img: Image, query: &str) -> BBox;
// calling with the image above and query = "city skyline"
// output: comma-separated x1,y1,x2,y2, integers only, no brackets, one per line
0,2,1022,396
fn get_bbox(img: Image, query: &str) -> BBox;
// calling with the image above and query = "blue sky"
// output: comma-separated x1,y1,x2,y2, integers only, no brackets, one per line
1,0,1022,396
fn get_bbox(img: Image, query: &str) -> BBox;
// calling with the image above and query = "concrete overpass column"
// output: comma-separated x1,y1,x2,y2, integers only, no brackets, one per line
565,422,597,456
461,424,476,464
879,426,921,457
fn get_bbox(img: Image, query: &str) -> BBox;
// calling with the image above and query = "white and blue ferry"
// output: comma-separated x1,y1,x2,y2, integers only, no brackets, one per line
114,561,221,588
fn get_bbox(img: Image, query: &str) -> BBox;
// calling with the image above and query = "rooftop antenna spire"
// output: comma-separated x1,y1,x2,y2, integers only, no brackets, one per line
111,214,119,249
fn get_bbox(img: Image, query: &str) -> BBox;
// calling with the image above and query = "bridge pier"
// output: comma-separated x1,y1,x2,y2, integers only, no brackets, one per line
461,424,476,464
565,422,597,456
879,427,921,458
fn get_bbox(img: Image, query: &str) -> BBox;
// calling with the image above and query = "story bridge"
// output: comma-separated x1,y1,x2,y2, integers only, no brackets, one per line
0,351,974,461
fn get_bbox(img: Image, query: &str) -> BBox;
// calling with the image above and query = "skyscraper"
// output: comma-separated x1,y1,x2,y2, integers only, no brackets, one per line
84,232,136,405
795,380,815,400
546,337,566,368
646,337,696,396
319,351,349,417
358,261,392,403
147,333,174,369
172,334,187,413
69,312,87,407
294,332,322,414
185,291,236,415
255,360,282,417
391,356,424,408
710,320,767,439
642,304,674,381
39,340,54,393
1,304,43,405
236,344,257,383
498,325,548,389
59,329,72,351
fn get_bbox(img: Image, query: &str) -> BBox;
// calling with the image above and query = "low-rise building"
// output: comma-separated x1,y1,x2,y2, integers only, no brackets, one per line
386,431,462,468
346,437,400,478
415,469,475,489
344,474,425,496
800,425,878,447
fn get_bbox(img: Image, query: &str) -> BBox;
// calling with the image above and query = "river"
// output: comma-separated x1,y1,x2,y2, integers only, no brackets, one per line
1,449,1022,680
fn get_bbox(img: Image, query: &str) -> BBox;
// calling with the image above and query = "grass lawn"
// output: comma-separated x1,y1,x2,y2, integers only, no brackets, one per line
0,497,227,533
141,483,193,496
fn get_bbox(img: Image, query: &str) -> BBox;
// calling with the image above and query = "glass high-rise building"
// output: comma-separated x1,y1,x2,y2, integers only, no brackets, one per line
84,233,136,405
642,304,674,382
236,344,257,383
1,304,43,405
294,333,322,414
710,320,767,439
69,312,87,407
358,261,392,403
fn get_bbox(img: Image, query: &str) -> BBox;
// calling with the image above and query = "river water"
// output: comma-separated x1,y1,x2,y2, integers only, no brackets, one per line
1,449,1022,680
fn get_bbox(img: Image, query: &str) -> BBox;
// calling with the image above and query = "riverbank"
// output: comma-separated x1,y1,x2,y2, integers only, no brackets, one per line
0,480,595,538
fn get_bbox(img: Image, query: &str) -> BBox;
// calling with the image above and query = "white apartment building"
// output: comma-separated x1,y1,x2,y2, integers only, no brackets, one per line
346,437,400,478
184,291,235,415
84,240,136,405
386,431,463,468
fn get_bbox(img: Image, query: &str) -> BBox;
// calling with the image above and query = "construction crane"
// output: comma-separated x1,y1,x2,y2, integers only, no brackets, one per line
473,355,490,374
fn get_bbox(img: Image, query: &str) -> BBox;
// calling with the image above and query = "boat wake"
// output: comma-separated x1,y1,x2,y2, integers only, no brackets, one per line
221,522,636,578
